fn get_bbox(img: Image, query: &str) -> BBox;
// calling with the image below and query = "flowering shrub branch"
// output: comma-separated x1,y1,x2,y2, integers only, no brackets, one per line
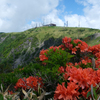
8,36,100,100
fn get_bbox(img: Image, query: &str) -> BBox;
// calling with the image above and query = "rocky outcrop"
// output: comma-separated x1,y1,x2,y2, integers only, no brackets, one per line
0,33,62,69
89,33,100,40
11,37,62,68
0,35,9,43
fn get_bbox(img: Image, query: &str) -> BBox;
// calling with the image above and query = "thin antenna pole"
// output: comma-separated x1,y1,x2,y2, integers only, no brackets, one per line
78,20,80,27
35,23,37,28
78,17,80,27
42,18,45,26
64,21,68,27
67,21,68,27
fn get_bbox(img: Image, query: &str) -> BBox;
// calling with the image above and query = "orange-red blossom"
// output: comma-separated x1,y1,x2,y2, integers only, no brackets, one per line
14,76,43,91
55,65,100,100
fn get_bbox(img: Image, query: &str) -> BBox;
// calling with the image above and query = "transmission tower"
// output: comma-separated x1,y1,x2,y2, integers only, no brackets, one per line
42,18,45,26
78,20,80,27
64,21,68,27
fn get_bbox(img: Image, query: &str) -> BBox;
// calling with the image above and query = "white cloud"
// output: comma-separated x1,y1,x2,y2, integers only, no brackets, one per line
23,9,64,30
74,0,100,29
1,0,100,32
24,0,100,31
64,14,88,27
0,0,59,32
29,0,100,30
42,9,64,26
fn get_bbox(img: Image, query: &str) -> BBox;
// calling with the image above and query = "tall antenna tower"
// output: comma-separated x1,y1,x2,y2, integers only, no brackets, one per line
78,17,80,27
39,23,40,27
42,18,45,26
78,20,80,27
36,23,37,27
67,21,68,27
64,21,68,27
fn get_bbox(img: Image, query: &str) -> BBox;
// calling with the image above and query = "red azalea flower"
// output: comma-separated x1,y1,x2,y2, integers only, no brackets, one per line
72,47,77,54
8,90,13,95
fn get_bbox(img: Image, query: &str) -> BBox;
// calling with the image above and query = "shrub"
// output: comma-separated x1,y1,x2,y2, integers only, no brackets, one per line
1,36,100,100
40,47,74,67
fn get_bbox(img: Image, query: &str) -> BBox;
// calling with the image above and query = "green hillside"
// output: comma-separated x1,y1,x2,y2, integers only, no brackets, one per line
1,26,100,99
0,26,100,73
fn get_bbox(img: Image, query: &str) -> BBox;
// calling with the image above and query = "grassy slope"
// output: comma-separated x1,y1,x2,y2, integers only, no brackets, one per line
83,35,100,46
0,26,100,85
26,26,100,46
1,26,100,91
0,26,100,58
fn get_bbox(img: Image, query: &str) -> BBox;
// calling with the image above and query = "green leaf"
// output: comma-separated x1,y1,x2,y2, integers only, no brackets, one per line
7,98,12,100
87,91,91,98
79,97,84,100
93,88,97,100
0,94,4,100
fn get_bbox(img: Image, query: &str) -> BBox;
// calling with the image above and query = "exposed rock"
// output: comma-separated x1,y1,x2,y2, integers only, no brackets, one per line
90,33,100,39
13,57,22,69
11,36,16,39
94,33,100,39
4,36,62,68
0,35,9,43
33,47,35,51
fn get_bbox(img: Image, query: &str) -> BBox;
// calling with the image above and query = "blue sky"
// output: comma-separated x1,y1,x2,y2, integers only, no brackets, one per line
55,0,85,22
57,0,84,15
0,0,100,32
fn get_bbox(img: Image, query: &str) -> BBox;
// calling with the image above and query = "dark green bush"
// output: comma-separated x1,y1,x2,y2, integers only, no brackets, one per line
43,48,74,68
31,48,74,92
0,62,43,89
